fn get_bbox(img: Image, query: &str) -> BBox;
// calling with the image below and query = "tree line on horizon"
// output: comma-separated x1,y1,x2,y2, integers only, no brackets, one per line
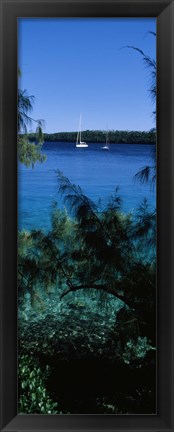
24,128,156,145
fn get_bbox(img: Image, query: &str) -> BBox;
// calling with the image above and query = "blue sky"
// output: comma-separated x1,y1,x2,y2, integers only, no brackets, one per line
18,18,156,133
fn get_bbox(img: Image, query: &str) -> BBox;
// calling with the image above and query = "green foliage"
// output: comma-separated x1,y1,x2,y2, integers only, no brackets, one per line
18,88,45,137
18,175,156,413
18,354,59,414
126,33,156,185
112,305,156,364
18,173,156,347
18,136,46,168
26,129,156,144
122,337,155,366
18,79,46,167
126,44,156,111
134,145,156,187
18,89,35,134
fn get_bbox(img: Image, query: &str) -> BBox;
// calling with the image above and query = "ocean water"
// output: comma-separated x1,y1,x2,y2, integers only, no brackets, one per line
18,142,156,231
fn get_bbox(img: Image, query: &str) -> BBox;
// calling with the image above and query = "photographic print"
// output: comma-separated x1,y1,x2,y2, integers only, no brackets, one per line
18,18,156,415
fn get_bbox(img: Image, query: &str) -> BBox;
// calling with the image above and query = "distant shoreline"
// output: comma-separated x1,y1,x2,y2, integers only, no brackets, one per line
25,129,156,145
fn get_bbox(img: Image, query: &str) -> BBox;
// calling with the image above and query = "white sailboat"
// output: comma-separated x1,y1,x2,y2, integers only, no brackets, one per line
76,114,88,148
102,131,109,150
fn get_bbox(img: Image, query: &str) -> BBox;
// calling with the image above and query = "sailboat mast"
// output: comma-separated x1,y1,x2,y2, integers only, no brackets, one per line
80,113,82,143
76,114,88,147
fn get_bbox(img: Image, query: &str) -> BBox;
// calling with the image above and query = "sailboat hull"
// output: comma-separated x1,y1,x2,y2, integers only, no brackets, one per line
76,143,88,148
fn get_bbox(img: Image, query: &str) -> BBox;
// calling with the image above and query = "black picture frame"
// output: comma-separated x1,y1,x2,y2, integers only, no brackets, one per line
0,0,174,431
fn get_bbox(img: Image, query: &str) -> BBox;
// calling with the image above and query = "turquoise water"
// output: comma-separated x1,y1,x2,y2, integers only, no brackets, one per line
18,142,156,231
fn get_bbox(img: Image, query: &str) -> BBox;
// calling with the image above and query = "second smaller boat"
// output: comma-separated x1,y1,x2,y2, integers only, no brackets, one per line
102,131,109,150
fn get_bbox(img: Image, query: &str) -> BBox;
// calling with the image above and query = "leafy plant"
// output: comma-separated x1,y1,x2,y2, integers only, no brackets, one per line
18,70,46,167
18,354,59,414
18,173,156,347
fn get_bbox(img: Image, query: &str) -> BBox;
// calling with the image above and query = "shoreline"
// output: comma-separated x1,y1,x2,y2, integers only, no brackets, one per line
42,141,156,145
